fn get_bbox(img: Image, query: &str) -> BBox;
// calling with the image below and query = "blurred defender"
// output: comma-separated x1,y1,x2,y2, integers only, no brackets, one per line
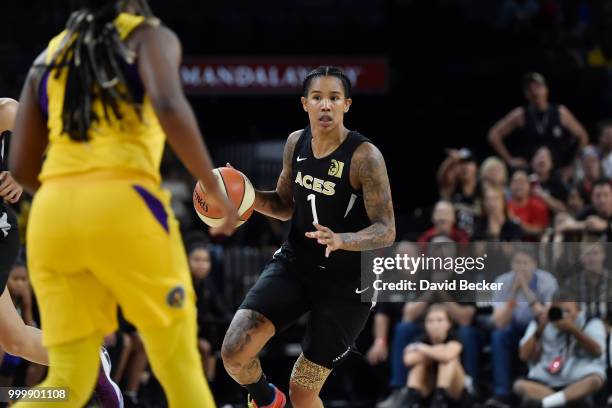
222,67,396,408
9,1,236,407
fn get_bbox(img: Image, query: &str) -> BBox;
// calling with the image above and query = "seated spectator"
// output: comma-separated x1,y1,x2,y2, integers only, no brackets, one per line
377,240,479,408
556,179,612,241
418,201,470,244
566,186,585,217
564,240,612,322
597,120,612,179
367,242,418,368
403,305,466,407
437,148,480,234
480,156,509,193
485,246,558,408
529,146,568,213
188,242,232,382
577,146,603,204
513,293,605,407
508,170,550,241
473,186,523,242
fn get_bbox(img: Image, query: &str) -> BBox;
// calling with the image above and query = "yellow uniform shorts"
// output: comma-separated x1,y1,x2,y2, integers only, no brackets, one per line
27,172,195,347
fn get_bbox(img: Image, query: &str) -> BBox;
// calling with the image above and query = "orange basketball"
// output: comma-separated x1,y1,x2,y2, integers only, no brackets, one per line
193,167,255,228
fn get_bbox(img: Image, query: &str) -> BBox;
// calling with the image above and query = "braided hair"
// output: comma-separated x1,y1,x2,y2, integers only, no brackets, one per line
47,0,155,141
302,66,352,98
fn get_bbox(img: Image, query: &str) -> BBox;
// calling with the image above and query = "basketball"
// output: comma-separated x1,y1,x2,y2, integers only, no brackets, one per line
193,167,255,228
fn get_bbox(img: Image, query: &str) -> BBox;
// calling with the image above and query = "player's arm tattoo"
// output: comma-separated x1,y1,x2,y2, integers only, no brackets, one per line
254,130,301,221
339,143,395,251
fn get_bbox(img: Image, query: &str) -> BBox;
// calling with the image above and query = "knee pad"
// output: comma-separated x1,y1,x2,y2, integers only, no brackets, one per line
290,353,331,391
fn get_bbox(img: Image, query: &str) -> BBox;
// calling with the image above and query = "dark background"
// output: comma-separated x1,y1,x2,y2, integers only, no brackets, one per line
2,0,610,221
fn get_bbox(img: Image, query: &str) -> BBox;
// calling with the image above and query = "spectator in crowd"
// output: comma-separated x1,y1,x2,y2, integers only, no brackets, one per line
577,146,604,204
437,149,480,235
598,120,612,179
564,240,612,322
556,179,612,241
508,170,550,241
485,246,558,408
480,156,509,192
529,146,568,213
366,242,419,368
418,201,470,244
377,239,479,408
513,293,605,407
472,186,523,242
566,186,585,217
403,305,467,407
488,72,588,171
188,242,232,382
120,316,148,408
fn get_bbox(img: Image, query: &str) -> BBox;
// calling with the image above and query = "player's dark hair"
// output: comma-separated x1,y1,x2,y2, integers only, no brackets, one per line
302,66,352,98
47,0,155,141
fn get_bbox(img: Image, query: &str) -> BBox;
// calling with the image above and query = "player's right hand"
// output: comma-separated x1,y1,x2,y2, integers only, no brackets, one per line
209,194,239,237
0,171,23,203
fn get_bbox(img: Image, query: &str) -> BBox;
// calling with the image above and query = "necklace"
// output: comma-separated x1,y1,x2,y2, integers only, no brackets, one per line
529,106,549,135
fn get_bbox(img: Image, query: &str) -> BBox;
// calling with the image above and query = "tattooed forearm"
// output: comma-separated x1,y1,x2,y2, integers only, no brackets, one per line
254,130,301,221
341,143,395,251
339,222,393,251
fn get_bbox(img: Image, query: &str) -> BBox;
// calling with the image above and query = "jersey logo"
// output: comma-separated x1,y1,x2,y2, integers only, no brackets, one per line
295,171,335,195
328,159,344,178
166,286,185,308
297,156,308,162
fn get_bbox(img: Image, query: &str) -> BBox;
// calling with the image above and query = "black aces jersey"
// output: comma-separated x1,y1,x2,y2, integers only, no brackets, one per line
287,127,371,273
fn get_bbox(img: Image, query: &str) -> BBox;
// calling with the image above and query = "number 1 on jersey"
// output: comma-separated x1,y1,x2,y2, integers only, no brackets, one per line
307,194,319,224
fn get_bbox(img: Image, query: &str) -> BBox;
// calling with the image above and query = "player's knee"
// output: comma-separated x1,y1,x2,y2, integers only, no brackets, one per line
221,310,267,365
289,354,330,402
289,384,319,407
220,330,246,373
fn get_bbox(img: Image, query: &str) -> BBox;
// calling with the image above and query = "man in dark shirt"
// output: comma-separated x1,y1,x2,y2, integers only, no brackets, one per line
488,72,588,171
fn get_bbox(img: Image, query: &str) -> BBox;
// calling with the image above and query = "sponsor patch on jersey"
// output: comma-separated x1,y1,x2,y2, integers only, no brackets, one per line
328,159,344,178
166,286,185,308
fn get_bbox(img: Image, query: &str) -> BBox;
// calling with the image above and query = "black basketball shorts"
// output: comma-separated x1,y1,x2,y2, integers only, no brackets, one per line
239,245,372,369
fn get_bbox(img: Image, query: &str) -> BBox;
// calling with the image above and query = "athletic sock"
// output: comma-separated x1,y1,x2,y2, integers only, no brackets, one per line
542,391,566,408
244,373,275,406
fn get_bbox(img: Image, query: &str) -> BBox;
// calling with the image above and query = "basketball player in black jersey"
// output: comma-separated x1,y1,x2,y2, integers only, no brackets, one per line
488,72,588,170
221,67,396,408
0,98,122,407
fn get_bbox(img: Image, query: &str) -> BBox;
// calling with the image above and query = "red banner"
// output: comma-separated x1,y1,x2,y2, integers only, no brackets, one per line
181,57,388,95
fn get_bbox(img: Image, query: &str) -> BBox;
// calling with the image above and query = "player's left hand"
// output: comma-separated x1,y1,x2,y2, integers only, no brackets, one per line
0,171,23,204
305,222,343,258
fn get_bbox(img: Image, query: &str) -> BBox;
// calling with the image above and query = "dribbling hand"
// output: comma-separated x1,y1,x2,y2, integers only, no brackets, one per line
305,222,343,258
208,195,239,237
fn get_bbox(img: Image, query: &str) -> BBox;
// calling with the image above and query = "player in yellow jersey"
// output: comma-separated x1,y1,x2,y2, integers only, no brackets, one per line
9,1,237,407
